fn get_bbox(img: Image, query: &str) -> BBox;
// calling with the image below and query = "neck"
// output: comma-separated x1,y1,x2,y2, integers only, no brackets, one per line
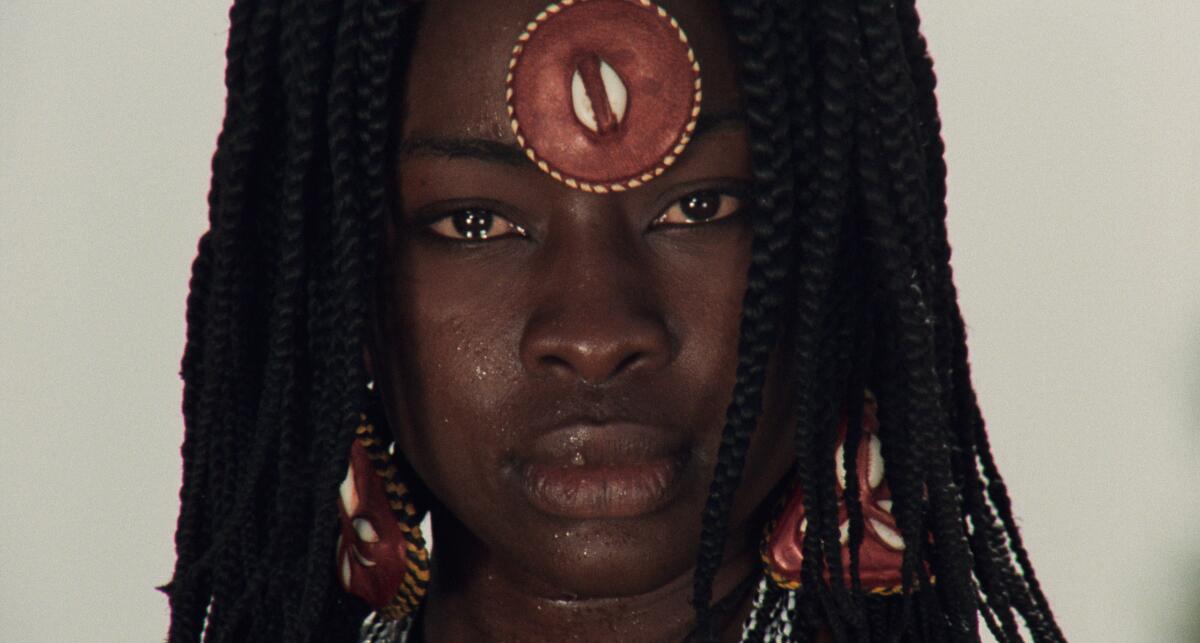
420,512,761,642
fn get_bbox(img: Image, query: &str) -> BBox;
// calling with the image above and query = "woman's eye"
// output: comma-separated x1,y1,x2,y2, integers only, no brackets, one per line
426,208,527,241
653,191,743,226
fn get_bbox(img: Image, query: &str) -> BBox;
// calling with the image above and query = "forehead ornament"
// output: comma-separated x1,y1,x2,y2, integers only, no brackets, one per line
506,0,703,192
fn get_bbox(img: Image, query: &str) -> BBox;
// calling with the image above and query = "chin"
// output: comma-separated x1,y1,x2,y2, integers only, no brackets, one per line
522,512,703,599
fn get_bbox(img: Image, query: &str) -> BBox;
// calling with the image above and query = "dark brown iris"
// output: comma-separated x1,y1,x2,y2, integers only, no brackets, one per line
680,191,720,222
452,209,494,240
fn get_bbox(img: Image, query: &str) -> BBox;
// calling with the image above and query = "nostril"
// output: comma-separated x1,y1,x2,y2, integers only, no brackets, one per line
520,307,672,385
532,344,656,385
612,351,647,379
537,354,575,376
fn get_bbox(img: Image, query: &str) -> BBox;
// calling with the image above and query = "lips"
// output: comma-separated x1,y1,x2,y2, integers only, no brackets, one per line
514,423,691,520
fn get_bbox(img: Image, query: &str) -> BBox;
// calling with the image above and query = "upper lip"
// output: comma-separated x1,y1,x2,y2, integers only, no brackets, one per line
522,421,688,468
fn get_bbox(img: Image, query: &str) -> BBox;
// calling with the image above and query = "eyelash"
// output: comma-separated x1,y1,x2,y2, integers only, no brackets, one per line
651,190,744,228
422,190,744,242
424,208,527,242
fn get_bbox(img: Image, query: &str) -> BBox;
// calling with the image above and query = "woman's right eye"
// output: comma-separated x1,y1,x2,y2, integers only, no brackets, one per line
425,208,527,241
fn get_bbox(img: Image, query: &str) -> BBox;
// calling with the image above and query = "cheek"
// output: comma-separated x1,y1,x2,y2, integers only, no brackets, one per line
658,227,795,519
656,226,752,410
377,241,529,494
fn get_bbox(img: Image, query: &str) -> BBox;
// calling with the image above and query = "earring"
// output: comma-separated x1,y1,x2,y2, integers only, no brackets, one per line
760,392,908,595
336,404,430,620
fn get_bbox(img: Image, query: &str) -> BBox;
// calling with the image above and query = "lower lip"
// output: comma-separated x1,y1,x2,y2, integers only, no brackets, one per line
520,456,686,519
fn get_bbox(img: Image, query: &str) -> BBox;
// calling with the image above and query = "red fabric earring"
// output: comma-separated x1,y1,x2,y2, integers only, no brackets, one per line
336,412,430,619
761,393,910,594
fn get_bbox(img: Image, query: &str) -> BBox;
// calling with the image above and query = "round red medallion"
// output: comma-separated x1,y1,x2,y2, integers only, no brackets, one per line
506,0,702,192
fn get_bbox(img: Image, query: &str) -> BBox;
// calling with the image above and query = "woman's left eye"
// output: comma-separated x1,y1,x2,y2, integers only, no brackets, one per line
652,191,743,227
426,208,527,241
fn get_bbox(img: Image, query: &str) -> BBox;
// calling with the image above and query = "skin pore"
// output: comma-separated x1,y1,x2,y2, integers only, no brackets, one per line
370,1,796,640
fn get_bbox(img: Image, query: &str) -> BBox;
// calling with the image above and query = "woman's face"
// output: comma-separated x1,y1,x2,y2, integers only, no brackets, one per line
373,0,793,599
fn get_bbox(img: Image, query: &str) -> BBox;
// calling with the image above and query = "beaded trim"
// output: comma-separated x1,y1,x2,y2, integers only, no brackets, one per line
355,418,431,619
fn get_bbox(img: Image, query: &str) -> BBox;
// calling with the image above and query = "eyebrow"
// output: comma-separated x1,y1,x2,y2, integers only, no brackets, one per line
396,109,746,166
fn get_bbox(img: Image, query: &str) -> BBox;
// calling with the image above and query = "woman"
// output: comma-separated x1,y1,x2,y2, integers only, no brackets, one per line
166,0,1063,641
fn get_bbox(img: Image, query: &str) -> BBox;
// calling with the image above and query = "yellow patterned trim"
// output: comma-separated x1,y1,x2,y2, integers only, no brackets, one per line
355,417,430,620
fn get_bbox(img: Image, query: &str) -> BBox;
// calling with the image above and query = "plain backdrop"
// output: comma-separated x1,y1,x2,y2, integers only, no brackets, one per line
2,2,1198,641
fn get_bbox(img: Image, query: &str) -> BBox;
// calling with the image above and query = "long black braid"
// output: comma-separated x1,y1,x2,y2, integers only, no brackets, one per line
692,0,796,634
168,1,409,639
169,0,1061,641
694,0,1062,641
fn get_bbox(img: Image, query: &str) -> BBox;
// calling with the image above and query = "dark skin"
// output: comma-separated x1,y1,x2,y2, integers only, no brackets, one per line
370,1,796,640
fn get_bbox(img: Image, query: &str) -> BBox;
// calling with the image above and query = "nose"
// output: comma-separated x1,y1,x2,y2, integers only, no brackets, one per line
519,226,672,386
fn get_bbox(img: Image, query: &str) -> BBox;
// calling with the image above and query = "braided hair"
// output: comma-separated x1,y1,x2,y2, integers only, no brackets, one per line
167,1,1062,641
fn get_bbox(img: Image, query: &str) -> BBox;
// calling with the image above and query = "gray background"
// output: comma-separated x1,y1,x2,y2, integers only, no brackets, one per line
2,1,1198,641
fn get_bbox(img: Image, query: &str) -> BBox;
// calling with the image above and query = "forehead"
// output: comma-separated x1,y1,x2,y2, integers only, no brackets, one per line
400,0,741,141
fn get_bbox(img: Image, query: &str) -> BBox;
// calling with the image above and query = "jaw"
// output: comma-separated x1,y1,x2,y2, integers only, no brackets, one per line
422,503,764,642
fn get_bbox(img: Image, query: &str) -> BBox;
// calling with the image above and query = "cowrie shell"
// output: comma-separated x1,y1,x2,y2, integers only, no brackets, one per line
570,58,627,133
